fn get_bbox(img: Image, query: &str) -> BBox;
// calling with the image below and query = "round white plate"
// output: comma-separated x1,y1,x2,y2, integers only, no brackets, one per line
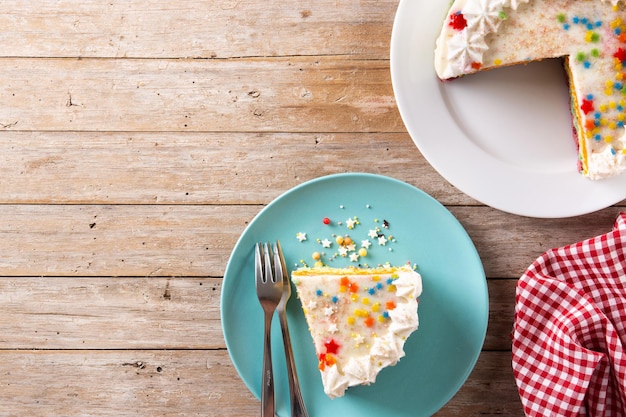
390,0,626,218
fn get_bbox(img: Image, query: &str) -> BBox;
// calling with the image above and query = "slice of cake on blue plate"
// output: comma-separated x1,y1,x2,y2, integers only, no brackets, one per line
291,265,422,398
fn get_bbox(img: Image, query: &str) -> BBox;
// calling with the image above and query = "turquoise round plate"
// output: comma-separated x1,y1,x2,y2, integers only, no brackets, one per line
221,173,488,416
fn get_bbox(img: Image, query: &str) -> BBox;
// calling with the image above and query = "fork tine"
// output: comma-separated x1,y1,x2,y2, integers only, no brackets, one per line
263,242,275,284
273,241,285,284
255,242,264,286
274,241,288,283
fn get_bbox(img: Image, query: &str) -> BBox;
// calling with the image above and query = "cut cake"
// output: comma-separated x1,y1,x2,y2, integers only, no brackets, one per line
434,0,626,179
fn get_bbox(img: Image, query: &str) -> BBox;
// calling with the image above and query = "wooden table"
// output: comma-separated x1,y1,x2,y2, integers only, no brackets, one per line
1,1,623,415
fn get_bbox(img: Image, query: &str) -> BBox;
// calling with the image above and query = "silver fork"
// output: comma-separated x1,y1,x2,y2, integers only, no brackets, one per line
274,241,309,417
255,242,283,417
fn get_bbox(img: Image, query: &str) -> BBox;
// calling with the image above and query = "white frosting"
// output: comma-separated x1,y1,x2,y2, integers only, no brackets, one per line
444,28,489,77
464,0,507,33
292,265,422,398
586,139,626,180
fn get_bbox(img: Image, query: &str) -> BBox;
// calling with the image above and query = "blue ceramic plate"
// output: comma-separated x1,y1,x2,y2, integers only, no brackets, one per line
221,173,488,416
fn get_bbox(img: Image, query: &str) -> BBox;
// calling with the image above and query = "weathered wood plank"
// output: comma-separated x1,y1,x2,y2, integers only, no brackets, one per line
0,349,257,416
0,205,248,277
0,277,223,350
0,131,472,205
0,349,521,416
0,276,513,351
435,351,524,416
0,0,397,59
485,279,516,351
0,205,622,278
0,57,402,133
452,206,626,278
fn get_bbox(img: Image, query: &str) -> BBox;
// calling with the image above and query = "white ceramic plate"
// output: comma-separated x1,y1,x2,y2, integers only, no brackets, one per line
390,0,626,218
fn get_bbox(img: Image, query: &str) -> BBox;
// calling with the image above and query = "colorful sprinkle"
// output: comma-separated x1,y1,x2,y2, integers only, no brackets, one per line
449,11,467,30
581,98,594,114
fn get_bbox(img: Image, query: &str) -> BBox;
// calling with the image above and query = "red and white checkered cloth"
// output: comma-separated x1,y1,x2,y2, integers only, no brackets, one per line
512,212,626,417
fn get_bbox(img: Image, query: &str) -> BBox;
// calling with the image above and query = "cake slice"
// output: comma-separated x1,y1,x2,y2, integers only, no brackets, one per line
434,0,626,179
291,265,422,398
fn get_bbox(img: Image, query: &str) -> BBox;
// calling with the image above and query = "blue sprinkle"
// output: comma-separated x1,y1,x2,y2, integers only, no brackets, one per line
611,148,617,155
573,16,580,24
331,296,338,303
595,21,602,27
615,83,623,91
618,121,625,128
584,61,591,69
563,23,570,30
368,287,376,295
386,278,393,285
594,112,601,119
316,289,323,296
581,17,588,25
376,283,383,290
586,23,593,30
383,312,390,319
594,134,602,141
616,28,622,35
587,94,594,100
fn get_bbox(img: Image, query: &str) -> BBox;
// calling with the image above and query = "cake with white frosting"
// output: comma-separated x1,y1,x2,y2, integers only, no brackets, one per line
291,265,422,398
434,0,626,180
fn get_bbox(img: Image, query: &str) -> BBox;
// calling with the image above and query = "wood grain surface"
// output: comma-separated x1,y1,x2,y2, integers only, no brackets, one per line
0,0,623,415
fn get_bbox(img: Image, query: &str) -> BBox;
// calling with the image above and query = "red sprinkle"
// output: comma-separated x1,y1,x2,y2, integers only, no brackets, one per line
324,339,341,355
448,12,467,30
322,217,331,225
614,48,626,63
581,98,594,114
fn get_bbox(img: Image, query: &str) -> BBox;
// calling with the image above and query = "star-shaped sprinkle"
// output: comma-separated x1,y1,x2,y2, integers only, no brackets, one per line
296,232,307,242
328,323,338,333
361,239,371,249
324,306,334,316
581,98,594,114
324,339,340,354
349,253,359,262
338,246,348,257
353,333,365,346
368,229,378,238
346,218,356,229
321,238,332,248
378,236,387,246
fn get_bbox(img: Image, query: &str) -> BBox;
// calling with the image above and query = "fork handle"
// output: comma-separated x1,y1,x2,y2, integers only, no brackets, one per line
278,310,309,417
261,311,275,417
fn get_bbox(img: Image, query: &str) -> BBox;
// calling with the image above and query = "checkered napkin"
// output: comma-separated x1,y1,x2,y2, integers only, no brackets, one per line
512,212,626,417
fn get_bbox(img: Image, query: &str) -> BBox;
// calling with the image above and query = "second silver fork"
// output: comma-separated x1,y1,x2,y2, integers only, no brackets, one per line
274,241,309,417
